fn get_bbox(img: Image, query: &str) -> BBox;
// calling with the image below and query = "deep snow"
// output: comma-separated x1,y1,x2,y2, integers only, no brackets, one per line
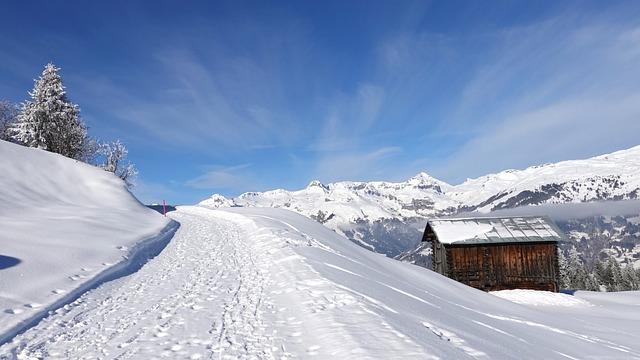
2,206,638,359
0,140,173,343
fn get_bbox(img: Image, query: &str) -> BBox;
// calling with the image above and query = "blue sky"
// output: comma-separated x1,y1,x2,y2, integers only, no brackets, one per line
2,1,640,204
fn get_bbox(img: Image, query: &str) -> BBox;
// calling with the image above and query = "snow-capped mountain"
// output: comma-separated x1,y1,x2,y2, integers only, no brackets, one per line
200,173,459,255
452,145,640,212
199,145,640,258
201,172,457,221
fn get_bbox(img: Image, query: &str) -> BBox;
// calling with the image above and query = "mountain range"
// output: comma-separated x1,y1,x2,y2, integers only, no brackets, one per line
199,145,640,265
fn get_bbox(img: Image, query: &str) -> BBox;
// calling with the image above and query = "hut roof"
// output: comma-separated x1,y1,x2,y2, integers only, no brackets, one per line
425,216,565,245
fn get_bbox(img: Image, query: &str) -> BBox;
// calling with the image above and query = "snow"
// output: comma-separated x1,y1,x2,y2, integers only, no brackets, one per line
2,205,639,359
491,290,592,307
429,217,561,244
0,140,173,343
431,221,495,244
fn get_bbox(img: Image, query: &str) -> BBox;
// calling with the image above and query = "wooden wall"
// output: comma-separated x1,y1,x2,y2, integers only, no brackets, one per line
444,242,559,292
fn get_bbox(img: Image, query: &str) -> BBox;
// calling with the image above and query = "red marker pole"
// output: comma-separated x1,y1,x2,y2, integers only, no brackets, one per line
162,200,167,217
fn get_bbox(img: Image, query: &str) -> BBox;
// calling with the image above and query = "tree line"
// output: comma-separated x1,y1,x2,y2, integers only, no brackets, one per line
0,63,136,187
559,247,640,291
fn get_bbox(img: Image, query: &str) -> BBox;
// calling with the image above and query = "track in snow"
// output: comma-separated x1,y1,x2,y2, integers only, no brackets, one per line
1,208,278,359
0,207,423,359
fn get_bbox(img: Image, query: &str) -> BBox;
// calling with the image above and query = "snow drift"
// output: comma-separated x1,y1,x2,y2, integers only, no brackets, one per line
0,140,175,343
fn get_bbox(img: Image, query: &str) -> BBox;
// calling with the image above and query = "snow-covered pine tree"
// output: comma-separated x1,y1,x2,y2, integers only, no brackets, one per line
594,259,609,290
567,247,588,289
0,100,18,141
11,63,88,159
608,257,623,292
557,249,570,289
585,274,601,291
620,264,638,291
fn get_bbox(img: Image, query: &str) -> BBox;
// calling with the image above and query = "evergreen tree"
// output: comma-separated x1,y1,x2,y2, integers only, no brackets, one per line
567,247,587,289
594,260,608,289
11,63,88,159
585,274,600,291
557,249,570,289
0,100,18,141
620,264,638,291
608,257,623,292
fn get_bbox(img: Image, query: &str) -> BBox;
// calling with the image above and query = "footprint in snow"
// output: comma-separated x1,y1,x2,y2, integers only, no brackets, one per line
4,308,24,315
52,289,66,294
307,345,321,355
24,303,42,309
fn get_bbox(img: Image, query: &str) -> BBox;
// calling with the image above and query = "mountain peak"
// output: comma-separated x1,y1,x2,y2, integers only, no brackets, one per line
411,171,434,181
408,172,446,185
200,193,234,208
307,180,328,190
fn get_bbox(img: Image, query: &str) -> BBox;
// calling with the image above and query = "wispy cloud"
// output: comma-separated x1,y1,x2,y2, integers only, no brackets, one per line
185,164,253,191
310,82,386,151
311,146,402,182
68,19,314,153
429,12,640,183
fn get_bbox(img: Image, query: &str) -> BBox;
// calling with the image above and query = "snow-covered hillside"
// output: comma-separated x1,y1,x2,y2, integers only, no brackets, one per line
200,145,640,257
0,140,175,343
3,206,638,359
452,145,640,212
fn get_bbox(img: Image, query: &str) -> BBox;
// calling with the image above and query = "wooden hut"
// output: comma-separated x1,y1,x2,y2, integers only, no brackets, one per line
422,216,563,292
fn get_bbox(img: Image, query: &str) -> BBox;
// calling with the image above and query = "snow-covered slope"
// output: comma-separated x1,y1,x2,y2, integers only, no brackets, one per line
3,206,639,359
451,145,640,212
0,140,174,341
200,145,640,258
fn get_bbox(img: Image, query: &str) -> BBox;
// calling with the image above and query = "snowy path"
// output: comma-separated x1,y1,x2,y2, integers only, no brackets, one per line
0,207,424,359
2,206,640,359
1,208,279,359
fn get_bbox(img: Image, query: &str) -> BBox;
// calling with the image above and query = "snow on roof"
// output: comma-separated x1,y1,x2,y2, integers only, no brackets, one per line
427,216,564,245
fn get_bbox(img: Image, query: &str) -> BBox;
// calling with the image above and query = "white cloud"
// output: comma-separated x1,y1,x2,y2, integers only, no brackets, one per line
436,92,640,182
312,146,402,182
185,164,252,190
431,16,640,183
